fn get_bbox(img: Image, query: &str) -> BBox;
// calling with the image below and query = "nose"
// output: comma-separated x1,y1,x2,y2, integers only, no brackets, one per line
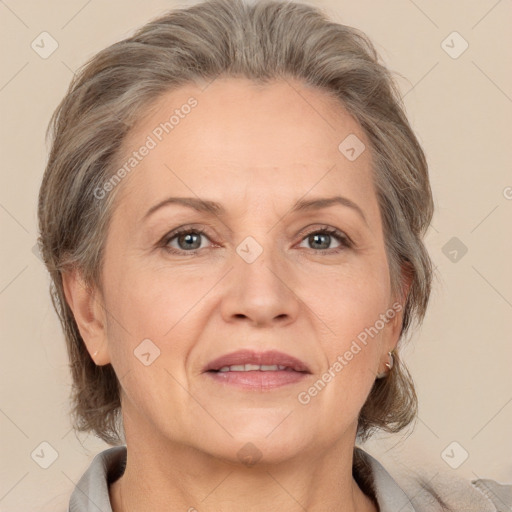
220,241,301,328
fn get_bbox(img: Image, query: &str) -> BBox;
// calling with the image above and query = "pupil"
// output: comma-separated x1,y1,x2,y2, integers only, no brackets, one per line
180,233,200,250
311,233,329,249
177,232,331,251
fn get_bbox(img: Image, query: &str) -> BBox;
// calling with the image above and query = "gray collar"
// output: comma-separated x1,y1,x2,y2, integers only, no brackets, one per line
68,445,415,511
354,447,415,512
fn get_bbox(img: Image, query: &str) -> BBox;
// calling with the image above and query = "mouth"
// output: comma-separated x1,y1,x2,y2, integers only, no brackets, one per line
203,350,311,390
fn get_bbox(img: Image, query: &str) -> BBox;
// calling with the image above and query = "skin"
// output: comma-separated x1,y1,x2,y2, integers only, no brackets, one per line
63,77,409,512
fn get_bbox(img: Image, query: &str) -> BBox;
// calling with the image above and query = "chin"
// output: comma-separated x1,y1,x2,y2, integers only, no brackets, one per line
206,435,308,467
192,419,316,467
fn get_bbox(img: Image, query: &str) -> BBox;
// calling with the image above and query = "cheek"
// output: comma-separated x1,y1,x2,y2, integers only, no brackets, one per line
309,259,392,396
102,261,212,369
303,284,392,432
105,252,174,322
100,266,207,430
316,258,392,340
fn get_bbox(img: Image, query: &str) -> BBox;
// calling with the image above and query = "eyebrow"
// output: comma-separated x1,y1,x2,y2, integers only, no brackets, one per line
143,195,368,225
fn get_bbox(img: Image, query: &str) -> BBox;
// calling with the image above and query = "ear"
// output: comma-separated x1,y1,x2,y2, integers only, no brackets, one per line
61,268,111,366
387,262,414,350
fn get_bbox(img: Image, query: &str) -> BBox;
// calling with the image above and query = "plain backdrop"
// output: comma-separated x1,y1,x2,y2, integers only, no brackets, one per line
1,0,511,510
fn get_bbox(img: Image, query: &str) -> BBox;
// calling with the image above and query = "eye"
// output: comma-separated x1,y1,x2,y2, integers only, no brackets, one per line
297,226,352,252
159,224,352,256
162,227,213,254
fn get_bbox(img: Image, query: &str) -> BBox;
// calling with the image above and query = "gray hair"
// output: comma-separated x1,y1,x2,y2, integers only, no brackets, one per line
37,0,433,445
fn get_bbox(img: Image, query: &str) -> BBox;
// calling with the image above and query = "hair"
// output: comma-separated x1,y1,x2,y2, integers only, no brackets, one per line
37,0,433,446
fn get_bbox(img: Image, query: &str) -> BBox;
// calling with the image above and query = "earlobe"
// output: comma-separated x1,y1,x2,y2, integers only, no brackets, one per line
61,268,111,366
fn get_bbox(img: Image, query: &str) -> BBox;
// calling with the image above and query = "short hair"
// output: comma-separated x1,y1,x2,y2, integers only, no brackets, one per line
37,0,433,445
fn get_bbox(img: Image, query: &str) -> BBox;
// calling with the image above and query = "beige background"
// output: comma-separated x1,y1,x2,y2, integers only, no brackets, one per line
1,0,511,510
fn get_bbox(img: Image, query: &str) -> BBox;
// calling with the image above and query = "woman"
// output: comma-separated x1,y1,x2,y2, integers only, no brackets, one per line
36,0,510,510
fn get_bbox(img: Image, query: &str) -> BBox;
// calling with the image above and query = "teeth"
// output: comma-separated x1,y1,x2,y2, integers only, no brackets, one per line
217,364,289,372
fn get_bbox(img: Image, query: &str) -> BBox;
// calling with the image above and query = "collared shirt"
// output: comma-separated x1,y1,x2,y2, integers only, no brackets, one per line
68,445,511,511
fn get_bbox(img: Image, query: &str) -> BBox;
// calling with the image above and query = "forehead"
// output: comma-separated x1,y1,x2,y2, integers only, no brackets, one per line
113,77,376,219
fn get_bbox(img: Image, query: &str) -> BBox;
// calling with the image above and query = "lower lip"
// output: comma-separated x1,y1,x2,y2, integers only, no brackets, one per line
205,370,308,390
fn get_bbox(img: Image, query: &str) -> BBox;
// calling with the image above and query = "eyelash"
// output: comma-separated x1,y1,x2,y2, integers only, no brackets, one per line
159,225,353,256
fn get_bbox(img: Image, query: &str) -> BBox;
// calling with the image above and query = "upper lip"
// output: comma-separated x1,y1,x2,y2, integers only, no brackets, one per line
204,350,311,373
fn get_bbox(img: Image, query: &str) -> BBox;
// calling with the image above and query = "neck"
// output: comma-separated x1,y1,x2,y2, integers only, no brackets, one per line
109,417,377,512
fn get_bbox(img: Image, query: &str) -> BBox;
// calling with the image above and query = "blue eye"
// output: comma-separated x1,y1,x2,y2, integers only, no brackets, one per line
160,225,352,256
164,228,211,253
299,227,351,252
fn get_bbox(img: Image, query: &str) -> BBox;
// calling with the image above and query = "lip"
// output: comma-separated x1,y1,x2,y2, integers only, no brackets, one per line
203,349,311,391
204,349,311,373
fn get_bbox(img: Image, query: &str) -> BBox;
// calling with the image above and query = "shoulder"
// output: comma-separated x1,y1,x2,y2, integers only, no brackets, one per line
398,471,512,512
68,446,126,512
354,447,512,512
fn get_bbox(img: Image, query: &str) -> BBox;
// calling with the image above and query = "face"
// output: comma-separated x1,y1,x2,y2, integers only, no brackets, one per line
90,77,404,463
